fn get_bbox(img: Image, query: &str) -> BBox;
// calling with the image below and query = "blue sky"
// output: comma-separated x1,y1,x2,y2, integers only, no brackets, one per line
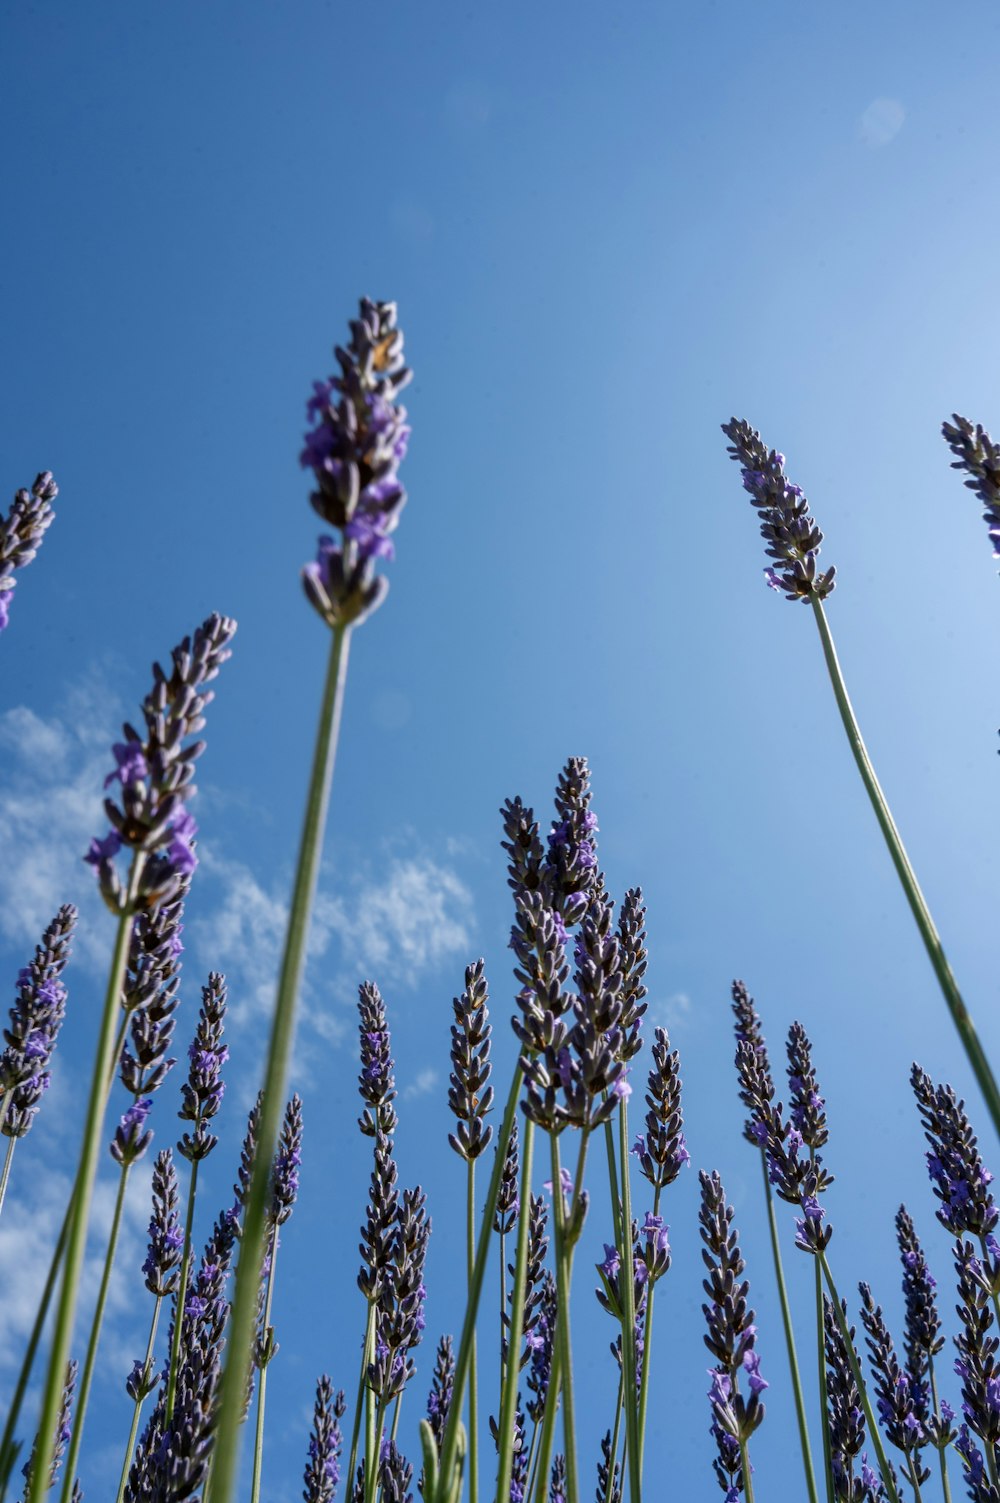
3,1,1000,1497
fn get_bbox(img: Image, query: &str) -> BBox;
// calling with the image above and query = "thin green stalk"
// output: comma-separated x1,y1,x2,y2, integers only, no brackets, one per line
636,1184,660,1475
758,1159,819,1503
811,597,1000,1137
0,1136,15,1223
928,1356,953,1503
616,1100,640,1503
549,1134,579,1503
819,1253,901,1503
602,1115,623,1246
207,624,351,1503
346,1302,376,1495
738,1434,756,1503
988,1443,1000,1493
115,1296,163,1503
815,1255,835,1503
521,1416,541,1503
59,1164,131,1503
531,1338,562,1503
443,1069,524,1503
604,1370,625,1503
499,1227,507,1398
28,863,142,1503
249,1229,279,1503
165,1157,200,1423
466,1157,478,1503
365,1392,387,1503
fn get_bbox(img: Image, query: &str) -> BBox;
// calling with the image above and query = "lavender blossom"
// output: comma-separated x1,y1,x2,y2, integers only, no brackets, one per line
858,1283,931,1489
425,1335,455,1454
368,1180,430,1401
1,905,76,1139
142,1148,182,1297
549,1455,567,1503
358,1133,399,1304
912,1064,998,1238
823,1296,880,1503
894,1206,943,1406
941,414,1000,559
595,1431,621,1503
302,1376,346,1503
110,1096,153,1168
118,881,187,1103
506,1195,549,1376
493,1117,520,1235
357,982,398,1139
546,757,600,921
616,887,648,1062
270,1092,304,1226
177,972,229,1162
301,299,411,628
722,419,835,601
731,980,777,1148
631,1026,689,1190
786,1020,828,1150
0,471,59,634
18,1359,76,1501
233,1090,263,1224
953,1239,1000,1458
85,612,236,914
525,1272,557,1425
378,1441,413,1503
447,959,493,1161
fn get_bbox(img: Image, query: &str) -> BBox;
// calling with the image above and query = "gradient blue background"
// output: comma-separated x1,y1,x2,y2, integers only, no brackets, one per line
3,2,1000,1498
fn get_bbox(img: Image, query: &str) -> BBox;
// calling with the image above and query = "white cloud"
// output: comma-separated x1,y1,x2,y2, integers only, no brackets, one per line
648,991,692,1033
859,98,905,148
404,1067,439,1101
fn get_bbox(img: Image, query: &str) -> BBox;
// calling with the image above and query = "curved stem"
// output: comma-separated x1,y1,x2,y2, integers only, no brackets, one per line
466,1158,478,1503
928,1356,953,1503
115,1295,162,1503
815,1254,835,1503
250,1227,279,1503
28,864,142,1503
819,1253,901,1503
60,1163,131,1503
347,1303,376,1497
811,598,1000,1137
207,624,352,1503
165,1157,200,1424
615,1101,640,1503
604,1370,625,1503
636,1185,661,1475
549,1134,579,1503
0,1137,15,1224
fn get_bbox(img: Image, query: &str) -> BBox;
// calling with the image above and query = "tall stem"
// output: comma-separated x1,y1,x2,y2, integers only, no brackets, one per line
548,1135,579,1503
0,1137,15,1224
636,1185,661,1475
604,1370,625,1503
346,1303,376,1496
28,863,142,1503
249,1229,279,1503
739,1434,756,1503
531,1339,562,1503
59,1164,131,1503
819,1253,901,1503
165,1157,200,1423
466,1157,478,1503
928,1357,953,1503
756,1158,819,1503
815,1254,834,1503
115,1296,162,1503
207,624,351,1503
615,1101,640,1503
811,598,1000,1136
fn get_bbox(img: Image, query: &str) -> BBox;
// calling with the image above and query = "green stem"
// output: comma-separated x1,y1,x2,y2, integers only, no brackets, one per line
365,1393,386,1503
811,597,1000,1137
207,624,352,1503
347,1303,376,1498
636,1184,660,1475
28,867,142,1503
549,1135,579,1503
165,1157,200,1424
499,1227,507,1400
521,1415,541,1503
604,1370,625,1503
928,1356,953,1503
59,1164,131,1503
531,1338,562,1503
442,1070,524,1503
115,1295,162,1503
250,1228,279,1503
602,1115,623,1246
616,1100,640,1503
739,1433,756,1503
466,1157,478,1503
758,1157,820,1503
0,1136,15,1224
815,1253,835,1503
819,1254,901,1503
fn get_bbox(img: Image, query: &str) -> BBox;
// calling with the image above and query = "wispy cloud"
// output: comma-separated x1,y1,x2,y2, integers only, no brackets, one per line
404,1067,439,1101
648,991,692,1033
858,97,905,148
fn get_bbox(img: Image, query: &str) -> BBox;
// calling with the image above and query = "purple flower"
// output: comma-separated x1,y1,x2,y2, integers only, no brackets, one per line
111,1095,154,1167
1,906,76,1139
104,741,149,789
0,471,59,635
178,972,228,1161
722,420,835,602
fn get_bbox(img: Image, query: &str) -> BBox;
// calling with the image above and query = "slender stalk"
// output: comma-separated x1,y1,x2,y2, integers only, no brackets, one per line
207,624,351,1503
604,1370,625,1503
548,1134,579,1503
602,1115,623,1246
442,1070,523,1503
615,1101,640,1503
27,863,142,1503
165,1157,200,1423
249,1229,279,1503
521,1415,541,1503
815,1255,835,1503
738,1434,756,1503
347,1303,376,1496
928,1357,953,1503
819,1253,901,1503
811,597,1000,1136
115,1296,163,1503
0,1137,15,1223
365,1392,386,1503
466,1158,479,1503
59,1164,131,1503
636,1185,660,1475
499,1227,507,1398
531,1339,562,1503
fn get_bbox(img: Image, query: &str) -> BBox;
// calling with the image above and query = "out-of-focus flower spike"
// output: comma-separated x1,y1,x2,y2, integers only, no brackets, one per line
942,414,1000,561
0,471,59,634
1,905,76,1140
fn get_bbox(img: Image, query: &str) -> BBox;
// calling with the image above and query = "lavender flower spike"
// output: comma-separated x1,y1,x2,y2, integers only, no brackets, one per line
0,471,59,634
1,905,76,1139
941,414,1000,560
302,1375,346,1503
301,299,411,628
722,419,835,601
177,972,229,1162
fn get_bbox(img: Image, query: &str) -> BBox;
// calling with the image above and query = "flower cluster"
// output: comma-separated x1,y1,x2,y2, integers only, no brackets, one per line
1,905,76,1140
912,1064,998,1239
177,971,229,1162
823,1296,882,1503
447,958,493,1162
722,419,835,601
941,414,1000,559
302,1376,346,1503
0,471,59,634
301,299,411,628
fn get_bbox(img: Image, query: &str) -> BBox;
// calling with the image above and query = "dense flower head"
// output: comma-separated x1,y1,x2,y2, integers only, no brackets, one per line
118,881,187,1111
823,1296,878,1503
177,972,229,1162
941,414,1000,561
142,1148,183,1297
301,299,411,629
85,612,236,914
595,1430,622,1503
233,1089,263,1223
447,959,493,1161
615,887,649,1062
953,1239,1000,1456
270,1093,304,1226
1,904,76,1139
912,1064,998,1238
525,1270,557,1425
894,1205,943,1396
19,1357,76,1499
632,1025,689,1190
357,981,398,1139
110,1095,154,1168
367,1182,430,1402
493,1116,520,1235
722,418,835,601
424,1334,455,1453
0,471,59,634
786,1020,828,1149
858,1283,931,1488
302,1375,346,1503
731,981,778,1148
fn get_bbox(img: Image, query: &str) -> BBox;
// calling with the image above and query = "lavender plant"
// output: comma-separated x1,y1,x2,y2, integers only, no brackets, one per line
0,471,59,634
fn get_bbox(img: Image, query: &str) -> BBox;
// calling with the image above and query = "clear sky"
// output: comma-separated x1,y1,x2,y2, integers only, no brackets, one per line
3,2,1000,1498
